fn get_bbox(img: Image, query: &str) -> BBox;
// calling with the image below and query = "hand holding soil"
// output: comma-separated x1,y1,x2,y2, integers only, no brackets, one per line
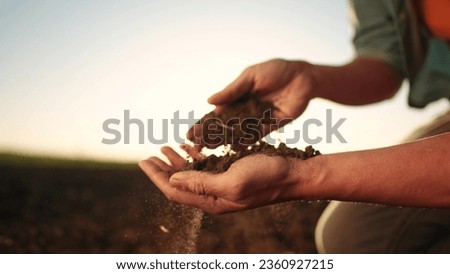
181,91,320,174
139,146,318,214
139,80,321,213
187,59,315,150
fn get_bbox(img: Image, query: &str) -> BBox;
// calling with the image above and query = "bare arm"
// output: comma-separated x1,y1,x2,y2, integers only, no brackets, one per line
311,57,403,105
296,133,450,208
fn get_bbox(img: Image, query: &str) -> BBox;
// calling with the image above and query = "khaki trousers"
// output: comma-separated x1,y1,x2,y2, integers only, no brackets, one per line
315,110,450,253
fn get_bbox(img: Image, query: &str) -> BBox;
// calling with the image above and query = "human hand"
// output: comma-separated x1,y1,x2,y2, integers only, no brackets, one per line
187,59,316,148
139,146,306,214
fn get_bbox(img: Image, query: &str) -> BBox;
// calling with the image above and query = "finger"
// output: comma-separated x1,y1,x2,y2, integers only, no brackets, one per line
174,191,246,215
180,144,205,160
191,124,210,149
185,195,248,214
148,156,173,173
161,146,186,170
207,70,254,105
260,115,294,137
140,159,250,214
273,109,296,127
169,170,230,197
186,124,202,142
139,159,172,195
139,159,205,201
212,105,225,115
260,123,275,138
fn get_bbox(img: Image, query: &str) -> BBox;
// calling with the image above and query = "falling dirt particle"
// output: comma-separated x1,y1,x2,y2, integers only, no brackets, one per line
159,225,170,234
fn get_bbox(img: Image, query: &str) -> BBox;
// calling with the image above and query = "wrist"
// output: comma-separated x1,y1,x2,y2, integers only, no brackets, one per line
287,154,331,201
308,64,332,100
288,60,317,100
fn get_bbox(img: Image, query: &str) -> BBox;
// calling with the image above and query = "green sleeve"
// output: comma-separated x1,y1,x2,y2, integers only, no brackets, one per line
349,0,406,78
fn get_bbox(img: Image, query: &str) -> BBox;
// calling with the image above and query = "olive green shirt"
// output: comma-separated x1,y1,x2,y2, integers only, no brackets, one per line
350,0,450,108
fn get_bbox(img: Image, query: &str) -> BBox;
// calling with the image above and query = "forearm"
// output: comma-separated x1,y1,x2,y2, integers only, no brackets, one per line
309,58,403,105
294,133,450,208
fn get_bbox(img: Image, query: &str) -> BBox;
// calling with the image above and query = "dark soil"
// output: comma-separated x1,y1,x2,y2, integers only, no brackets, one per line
193,93,274,150
186,93,320,173
183,141,320,173
0,161,327,253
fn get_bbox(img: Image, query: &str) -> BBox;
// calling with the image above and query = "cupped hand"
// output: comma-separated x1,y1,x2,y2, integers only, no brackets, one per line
187,59,316,147
139,146,302,214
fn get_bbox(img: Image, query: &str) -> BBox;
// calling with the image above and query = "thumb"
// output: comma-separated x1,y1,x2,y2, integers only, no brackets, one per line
208,70,254,105
169,171,224,196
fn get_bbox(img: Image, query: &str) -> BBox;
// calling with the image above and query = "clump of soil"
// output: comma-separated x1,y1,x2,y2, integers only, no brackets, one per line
183,141,320,173
193,93,275,150
185,93,320,173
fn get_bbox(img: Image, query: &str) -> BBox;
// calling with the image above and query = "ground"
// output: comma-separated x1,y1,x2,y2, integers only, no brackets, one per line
0,154,326,253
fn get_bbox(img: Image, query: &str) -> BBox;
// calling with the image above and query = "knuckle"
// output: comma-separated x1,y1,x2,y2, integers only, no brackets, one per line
192,180,206,195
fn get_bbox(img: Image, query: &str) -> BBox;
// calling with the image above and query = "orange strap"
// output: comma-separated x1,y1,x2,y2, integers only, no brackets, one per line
421,0,450,40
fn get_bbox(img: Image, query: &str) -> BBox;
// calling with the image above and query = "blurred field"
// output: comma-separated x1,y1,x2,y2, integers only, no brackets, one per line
0,153,326,253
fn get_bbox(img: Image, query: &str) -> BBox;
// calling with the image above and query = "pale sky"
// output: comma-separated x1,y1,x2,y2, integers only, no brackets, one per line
0,0,448,162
